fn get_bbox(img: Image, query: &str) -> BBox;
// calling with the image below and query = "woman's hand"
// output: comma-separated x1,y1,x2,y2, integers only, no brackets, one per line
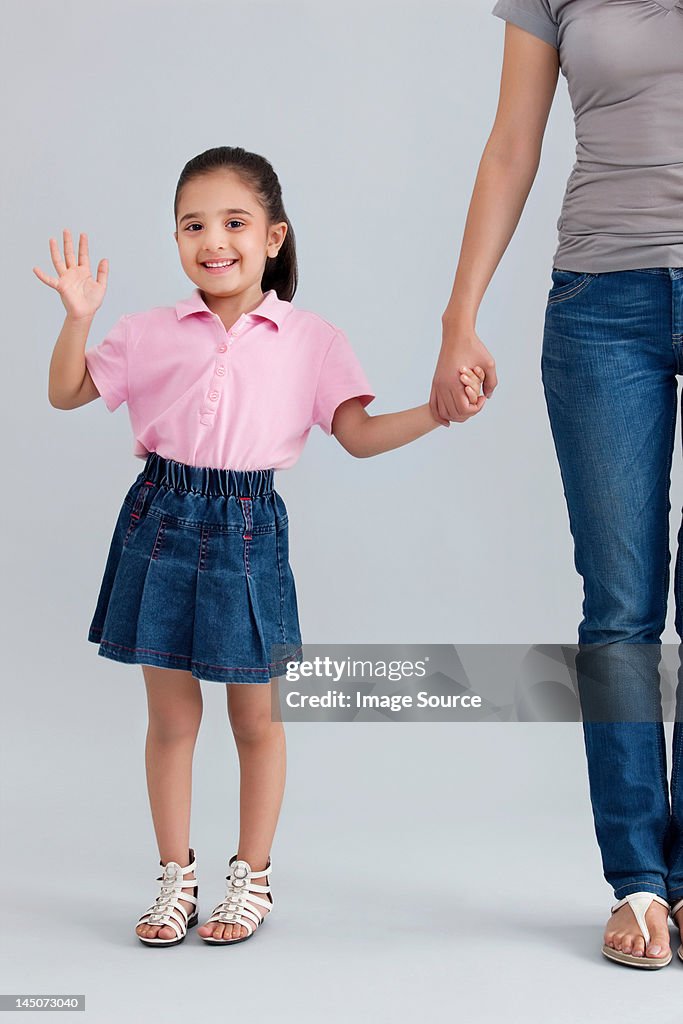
430,320,497,423
33,229,108,321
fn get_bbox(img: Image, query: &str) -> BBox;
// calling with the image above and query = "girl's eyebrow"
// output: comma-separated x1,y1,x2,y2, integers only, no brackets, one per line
179,207,253,224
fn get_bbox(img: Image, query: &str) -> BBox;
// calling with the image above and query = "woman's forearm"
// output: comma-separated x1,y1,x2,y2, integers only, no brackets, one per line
442,145,541,333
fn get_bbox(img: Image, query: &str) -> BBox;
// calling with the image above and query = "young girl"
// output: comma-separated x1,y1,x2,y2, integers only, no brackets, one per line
37,145,485,949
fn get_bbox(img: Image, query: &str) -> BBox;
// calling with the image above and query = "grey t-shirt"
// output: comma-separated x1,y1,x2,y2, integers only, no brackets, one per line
491,0,683,272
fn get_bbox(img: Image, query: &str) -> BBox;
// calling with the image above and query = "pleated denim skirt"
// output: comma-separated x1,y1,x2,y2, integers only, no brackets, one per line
87,451,302,683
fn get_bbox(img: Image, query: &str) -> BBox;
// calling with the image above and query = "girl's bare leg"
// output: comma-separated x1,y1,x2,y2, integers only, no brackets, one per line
135,665,203,941
197,679,286,940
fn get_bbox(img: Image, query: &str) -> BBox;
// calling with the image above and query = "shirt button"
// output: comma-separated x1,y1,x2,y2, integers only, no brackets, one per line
209,390,219,401
216,365,225,376
217,343,227,353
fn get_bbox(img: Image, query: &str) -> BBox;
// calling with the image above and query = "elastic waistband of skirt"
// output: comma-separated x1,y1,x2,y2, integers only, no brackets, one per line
142,451,275,497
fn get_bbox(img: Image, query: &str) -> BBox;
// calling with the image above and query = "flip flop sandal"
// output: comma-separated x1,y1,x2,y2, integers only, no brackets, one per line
668,898,683,962
200,855,273,945
136,848,199,947
602,892,672,968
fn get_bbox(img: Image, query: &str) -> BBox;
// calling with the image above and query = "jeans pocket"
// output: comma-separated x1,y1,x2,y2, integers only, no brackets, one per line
547,269,598,304
123,480,158,546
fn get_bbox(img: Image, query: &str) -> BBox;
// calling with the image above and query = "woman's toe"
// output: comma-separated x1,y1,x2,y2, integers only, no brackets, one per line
646,923,670,958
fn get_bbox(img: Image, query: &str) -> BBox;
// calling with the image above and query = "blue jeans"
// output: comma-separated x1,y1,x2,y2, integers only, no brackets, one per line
541,266,683,902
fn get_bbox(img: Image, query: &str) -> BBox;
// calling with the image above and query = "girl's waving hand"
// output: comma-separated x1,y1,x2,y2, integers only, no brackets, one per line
33,229,108,321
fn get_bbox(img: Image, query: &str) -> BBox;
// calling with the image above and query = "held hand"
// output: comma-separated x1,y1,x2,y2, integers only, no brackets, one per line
459,365,486,404
430,321,497,423
32,229,108,321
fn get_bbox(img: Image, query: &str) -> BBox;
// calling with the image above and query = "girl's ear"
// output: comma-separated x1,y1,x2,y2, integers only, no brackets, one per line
267,221,287,256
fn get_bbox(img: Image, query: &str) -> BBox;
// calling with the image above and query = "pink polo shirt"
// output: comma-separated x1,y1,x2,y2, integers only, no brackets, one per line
84,288,376,471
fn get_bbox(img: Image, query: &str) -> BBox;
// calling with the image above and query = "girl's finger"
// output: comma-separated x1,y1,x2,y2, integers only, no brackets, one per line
79,231,89,267
460,373,482,395
63,228,76,269
95,257,108,287
32,265,59,288
49,237,66,275
473,366,486,380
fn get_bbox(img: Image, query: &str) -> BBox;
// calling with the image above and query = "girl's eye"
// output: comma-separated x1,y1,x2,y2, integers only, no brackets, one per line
185,220,245,231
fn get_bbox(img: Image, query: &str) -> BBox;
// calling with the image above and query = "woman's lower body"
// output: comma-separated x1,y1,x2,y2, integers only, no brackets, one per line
86,451,302,942
541,265,683,963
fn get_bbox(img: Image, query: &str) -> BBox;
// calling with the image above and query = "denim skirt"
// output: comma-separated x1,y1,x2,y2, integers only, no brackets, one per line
87,451,302,683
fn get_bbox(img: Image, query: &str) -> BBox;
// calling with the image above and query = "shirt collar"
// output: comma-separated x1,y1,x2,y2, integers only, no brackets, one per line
175,287,290,331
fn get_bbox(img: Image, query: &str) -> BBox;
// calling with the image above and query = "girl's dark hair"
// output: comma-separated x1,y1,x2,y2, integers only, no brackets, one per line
174,146,298,301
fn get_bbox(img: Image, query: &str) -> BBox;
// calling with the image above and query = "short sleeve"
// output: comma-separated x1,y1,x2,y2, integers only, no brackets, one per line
84,313,130,412
312,328,376,436
491,0,559,49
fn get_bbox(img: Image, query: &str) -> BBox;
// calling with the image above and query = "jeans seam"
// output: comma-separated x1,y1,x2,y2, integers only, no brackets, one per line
614,881,668,898
151,516,166,562
239,498,253,576
275,515,287,645
94,636,302,672
198,523,209,572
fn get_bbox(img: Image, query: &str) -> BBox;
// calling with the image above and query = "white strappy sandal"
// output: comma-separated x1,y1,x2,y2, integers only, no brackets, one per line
136,848,199,947
602,891,672,968
669,898,683,962
200,855,273,945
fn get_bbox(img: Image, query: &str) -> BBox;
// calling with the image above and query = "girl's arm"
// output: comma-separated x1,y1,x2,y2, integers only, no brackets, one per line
34,229,108,409
430,24,560,421
48,313,101,409
331,383,481,459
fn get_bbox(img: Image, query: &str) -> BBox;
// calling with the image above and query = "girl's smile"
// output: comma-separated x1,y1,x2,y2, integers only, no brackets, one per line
200,258,239,275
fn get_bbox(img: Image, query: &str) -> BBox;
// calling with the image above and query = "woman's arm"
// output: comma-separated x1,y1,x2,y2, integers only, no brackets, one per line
331,395,470,459
430,24,560,422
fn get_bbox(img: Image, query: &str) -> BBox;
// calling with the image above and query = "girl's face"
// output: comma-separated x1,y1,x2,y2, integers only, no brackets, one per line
174,170,287,298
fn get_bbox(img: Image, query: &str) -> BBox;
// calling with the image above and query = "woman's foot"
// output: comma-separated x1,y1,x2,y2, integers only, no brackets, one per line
671,903,683,955
604,899,671,960
197,862,271,941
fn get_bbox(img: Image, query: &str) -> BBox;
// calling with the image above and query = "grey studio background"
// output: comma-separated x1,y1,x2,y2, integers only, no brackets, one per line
3,1,682,1021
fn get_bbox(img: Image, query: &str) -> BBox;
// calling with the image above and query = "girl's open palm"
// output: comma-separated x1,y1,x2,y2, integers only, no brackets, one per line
33,229,108,321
